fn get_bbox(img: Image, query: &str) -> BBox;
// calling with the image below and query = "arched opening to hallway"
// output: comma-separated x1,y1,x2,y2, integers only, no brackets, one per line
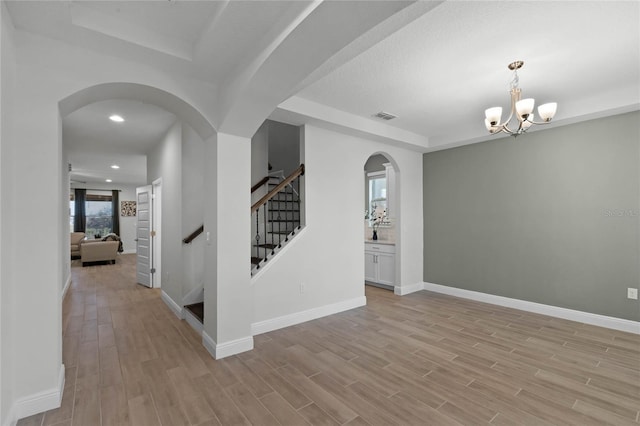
59,81,216,366
363,152,400,292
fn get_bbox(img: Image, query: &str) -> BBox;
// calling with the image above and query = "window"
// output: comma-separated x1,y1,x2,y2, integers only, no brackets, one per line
367,171,390,227
71,191,113,237
85,194,113,237
69,194,75,230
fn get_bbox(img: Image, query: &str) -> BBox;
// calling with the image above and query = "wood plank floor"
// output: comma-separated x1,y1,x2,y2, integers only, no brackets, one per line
19,254,640,425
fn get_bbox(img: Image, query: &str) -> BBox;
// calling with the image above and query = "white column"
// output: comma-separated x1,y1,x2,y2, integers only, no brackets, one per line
202,132,253,358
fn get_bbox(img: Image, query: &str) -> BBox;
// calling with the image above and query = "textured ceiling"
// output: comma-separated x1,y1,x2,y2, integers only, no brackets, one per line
6,1,639,184
297,1,640,147
64,99,177,185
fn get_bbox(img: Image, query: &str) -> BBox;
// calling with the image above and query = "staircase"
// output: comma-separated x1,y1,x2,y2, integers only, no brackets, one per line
179,164,304,331
251,165,304,273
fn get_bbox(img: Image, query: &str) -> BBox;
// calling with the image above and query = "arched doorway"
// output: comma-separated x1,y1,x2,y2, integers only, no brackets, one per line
60,81,216,332
363,152,400,291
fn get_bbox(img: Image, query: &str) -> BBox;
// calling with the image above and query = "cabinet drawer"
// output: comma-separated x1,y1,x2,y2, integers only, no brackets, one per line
365,243,395,254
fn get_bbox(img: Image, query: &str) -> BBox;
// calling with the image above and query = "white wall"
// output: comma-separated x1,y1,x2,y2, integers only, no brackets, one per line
251,121,269,190
0,3,16,424
268,120,300,177
181,123,205,301
147,121,182,304
252,125,423,325
118,186,138,254
0,25,220,421
203,132,253,355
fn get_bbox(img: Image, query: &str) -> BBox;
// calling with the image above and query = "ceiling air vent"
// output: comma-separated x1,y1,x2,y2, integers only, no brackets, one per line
373,111,397,121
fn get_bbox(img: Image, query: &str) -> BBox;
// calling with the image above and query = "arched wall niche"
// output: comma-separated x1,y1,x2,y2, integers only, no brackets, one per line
363,151,401,291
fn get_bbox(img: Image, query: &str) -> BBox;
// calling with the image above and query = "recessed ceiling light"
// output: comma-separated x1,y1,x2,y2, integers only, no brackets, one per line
105,179,113,183
110,164,120,169
109,115,124,122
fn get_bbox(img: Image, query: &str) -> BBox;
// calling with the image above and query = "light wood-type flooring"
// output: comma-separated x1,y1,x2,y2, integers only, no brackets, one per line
19,254,640,425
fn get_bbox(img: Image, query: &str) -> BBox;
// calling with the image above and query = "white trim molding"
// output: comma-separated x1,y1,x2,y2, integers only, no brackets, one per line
251,296,367,336
161,291,183,320
61,275,72,301
394,282,423,296
121,249,137,255
422,282,640,335
202,332,254,360
184,308,203,336
10,364,65,425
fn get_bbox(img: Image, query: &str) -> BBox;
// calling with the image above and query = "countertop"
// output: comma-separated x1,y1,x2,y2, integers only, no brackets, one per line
365,240,395,246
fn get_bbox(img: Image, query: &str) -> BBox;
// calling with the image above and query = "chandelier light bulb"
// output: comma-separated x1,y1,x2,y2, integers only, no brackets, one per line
485,107,502,125
516,98,535,118
538,102,557,121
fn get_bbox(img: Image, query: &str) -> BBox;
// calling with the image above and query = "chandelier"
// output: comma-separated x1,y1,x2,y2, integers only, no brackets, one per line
484,61,557,136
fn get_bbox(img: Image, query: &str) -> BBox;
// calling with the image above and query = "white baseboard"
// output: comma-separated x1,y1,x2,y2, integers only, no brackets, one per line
122,249,136,254
184,308,203,336
394,282,423,296
202,332,254,360
251,296,367,336
161,291,183,320
61,275,71,301
10,364,65,425
422,282,640,335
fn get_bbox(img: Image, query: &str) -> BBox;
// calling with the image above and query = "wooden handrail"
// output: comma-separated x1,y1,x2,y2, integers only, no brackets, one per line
183,225,204,244
251,176,270,193
251,164,304,213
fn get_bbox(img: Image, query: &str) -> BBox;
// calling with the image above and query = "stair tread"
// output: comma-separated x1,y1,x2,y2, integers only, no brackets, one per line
269,219,299,223
184,302,204,323
254,243,278,249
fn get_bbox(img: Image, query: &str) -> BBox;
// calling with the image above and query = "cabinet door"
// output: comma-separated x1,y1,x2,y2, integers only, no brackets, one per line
364,252,377,282
376,252,395,286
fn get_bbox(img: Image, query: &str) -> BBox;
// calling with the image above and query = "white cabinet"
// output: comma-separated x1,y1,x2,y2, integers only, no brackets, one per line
364,243,395,286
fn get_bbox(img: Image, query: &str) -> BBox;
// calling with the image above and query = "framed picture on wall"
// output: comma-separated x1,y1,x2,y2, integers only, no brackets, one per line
121,201,137,217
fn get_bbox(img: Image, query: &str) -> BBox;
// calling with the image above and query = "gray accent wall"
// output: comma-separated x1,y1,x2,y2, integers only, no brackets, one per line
423,111,639,321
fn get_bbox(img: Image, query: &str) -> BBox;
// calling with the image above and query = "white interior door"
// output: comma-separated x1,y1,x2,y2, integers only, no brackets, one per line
136,185,153,287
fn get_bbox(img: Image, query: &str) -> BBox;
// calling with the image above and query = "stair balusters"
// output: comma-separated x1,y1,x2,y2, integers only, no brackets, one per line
251,164,304,273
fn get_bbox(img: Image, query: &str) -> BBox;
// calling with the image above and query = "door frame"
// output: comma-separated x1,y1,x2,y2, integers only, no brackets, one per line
152,178,162,289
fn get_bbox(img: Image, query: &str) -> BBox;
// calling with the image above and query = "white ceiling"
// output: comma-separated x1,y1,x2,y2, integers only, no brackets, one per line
297,1,640,147
6,1,640,184
64,99,176,186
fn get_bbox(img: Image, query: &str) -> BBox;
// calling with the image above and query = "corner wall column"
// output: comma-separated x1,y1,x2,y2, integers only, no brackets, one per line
202,132,253,358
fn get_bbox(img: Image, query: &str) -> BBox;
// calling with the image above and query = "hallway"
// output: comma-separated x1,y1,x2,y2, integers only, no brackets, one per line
17,255,640,425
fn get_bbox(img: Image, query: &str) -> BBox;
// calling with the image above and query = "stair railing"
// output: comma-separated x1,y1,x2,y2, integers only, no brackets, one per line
251,176,270,194
268,169,300,197
251,164,304,270
183,225,204,244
